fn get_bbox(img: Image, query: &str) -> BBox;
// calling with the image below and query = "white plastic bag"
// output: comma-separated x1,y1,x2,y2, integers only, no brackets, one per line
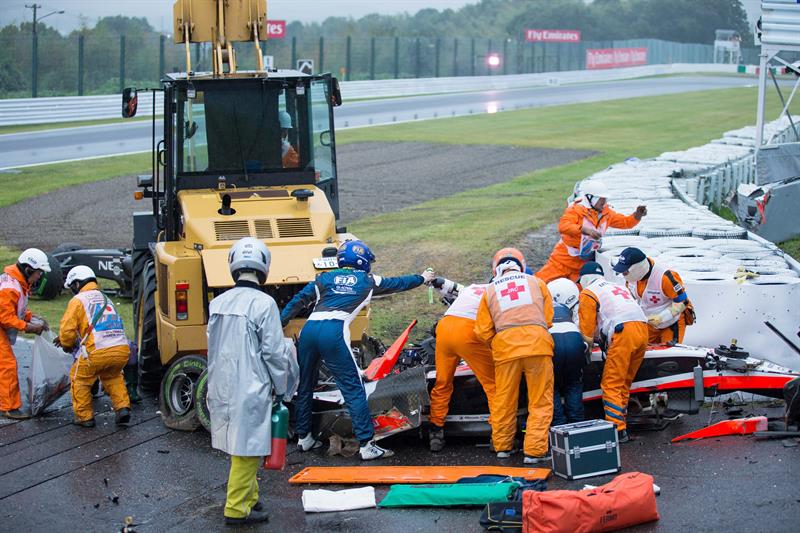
27,332,72,416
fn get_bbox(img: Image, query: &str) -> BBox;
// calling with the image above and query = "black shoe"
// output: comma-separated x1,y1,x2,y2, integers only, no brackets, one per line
115,408,131,426
617,429,630,443
252,500,264,512
225,509,269,525
74,418,96,428
2,409,31,420
429,426,445,452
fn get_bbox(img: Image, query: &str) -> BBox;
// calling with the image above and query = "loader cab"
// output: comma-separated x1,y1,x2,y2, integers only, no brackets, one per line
138,72,342,241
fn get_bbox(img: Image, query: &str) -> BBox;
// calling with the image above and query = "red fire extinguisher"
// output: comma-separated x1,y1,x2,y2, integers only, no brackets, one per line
263,402,289,470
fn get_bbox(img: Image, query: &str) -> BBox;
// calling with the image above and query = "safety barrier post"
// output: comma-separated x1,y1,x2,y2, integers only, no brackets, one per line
119,35,126,93
394,36,399,79
415,37,421,78
159,34,165,80
488,38,492,76
346,35,351,81
435,38,440,77
470,38,475,76
503,38,508,75
370,37,375,79
319,36,325,73
31,30,38,97
453,38,458,76
78,34,84,96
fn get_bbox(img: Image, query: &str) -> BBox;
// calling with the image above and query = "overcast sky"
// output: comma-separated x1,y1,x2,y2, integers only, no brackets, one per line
1,0,480,33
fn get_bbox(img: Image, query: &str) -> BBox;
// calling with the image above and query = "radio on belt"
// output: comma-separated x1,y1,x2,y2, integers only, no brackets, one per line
549,419,621,480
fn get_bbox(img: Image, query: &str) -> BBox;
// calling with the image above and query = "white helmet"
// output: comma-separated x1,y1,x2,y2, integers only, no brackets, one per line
279,111,293,129
64,265,96,289
581,180,608,208
228,237,271,284
547,278,580,310
18,248,51,273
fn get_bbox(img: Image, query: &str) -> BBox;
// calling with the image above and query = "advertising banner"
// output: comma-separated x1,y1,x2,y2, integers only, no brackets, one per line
267,20,286,39
525,29,582,43
586,47,648,69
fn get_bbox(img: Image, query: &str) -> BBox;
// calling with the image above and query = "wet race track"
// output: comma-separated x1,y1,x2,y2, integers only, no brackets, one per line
0,342,797,532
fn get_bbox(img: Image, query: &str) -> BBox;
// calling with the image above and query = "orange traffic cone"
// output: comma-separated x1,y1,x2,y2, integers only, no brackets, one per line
671,416,768,443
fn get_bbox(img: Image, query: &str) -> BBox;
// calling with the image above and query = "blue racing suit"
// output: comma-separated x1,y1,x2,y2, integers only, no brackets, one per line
550,303,587,426
280,268,424,443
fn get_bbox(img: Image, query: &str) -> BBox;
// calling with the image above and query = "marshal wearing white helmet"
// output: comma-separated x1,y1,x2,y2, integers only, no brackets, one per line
57,265,131,428
280,110,300,168
207,237,298,524
536,180,648,284
547,277,580,323
0,248,50,419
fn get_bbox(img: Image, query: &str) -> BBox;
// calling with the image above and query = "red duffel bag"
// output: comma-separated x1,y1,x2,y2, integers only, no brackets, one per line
523,472,659,533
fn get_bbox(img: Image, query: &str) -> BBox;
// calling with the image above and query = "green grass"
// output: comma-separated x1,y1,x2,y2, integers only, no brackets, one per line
0,116,155,136
0,153,150,208
779,237,800,259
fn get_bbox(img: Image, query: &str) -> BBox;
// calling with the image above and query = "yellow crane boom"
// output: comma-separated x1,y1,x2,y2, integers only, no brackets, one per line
173,0,267,76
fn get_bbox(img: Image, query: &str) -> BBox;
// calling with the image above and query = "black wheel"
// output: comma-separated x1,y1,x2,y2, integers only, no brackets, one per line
50,242,83,256
194,369,211,432
34,253,64,300
131,249,149,327
136,260,162,392
159,355,206,431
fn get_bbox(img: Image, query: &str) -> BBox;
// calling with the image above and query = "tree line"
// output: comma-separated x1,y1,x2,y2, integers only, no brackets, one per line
0,0,753,98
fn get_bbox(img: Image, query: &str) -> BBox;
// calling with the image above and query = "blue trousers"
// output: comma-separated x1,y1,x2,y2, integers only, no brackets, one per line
295,319,374,443
552,332,586,427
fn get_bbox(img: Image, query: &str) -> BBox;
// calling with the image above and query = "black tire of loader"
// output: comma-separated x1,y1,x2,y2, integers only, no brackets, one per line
131,249,149,328
194,369,211,432
159,355,206,431
136,261,162,392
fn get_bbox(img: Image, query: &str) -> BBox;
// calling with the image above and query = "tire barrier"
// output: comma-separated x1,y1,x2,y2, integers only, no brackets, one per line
581,114,799,302
640,227,694,238
691,227,748,239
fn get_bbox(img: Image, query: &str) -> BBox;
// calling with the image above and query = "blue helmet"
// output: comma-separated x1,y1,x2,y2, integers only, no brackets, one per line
337,240,375,272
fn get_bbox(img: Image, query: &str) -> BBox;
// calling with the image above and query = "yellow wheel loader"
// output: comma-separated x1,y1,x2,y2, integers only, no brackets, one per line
122,0,369,431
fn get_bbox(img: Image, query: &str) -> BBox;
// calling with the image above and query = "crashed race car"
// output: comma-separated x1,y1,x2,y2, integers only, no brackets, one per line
310,321,800,442
49,243,133,299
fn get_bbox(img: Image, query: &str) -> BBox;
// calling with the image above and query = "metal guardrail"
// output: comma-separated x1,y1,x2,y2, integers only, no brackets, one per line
0,63,738,127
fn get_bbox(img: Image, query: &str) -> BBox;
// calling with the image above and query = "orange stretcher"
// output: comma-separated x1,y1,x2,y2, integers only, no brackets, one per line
288,466,551,484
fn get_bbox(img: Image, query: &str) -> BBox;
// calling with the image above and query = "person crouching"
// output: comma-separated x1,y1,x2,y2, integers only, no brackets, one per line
56,266,131,428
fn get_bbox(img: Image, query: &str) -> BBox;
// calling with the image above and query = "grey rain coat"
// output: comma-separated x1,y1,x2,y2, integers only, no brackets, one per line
207,285,299,456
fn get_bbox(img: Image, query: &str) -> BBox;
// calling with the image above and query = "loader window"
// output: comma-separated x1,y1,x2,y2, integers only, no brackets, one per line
178,85,285,174
309,79,336,183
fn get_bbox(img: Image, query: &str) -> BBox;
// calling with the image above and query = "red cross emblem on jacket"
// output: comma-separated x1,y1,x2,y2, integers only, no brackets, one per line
649,295,660,304
501,282,526,301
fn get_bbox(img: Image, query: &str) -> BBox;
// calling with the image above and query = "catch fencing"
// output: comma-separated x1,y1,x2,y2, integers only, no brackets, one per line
0,30,763,99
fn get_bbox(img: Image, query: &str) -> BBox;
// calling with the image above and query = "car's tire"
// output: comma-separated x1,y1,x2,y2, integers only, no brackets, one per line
195,369,211,432
50,242,83,256
137,261,162,393
159,355,206,431
35,253,64,300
